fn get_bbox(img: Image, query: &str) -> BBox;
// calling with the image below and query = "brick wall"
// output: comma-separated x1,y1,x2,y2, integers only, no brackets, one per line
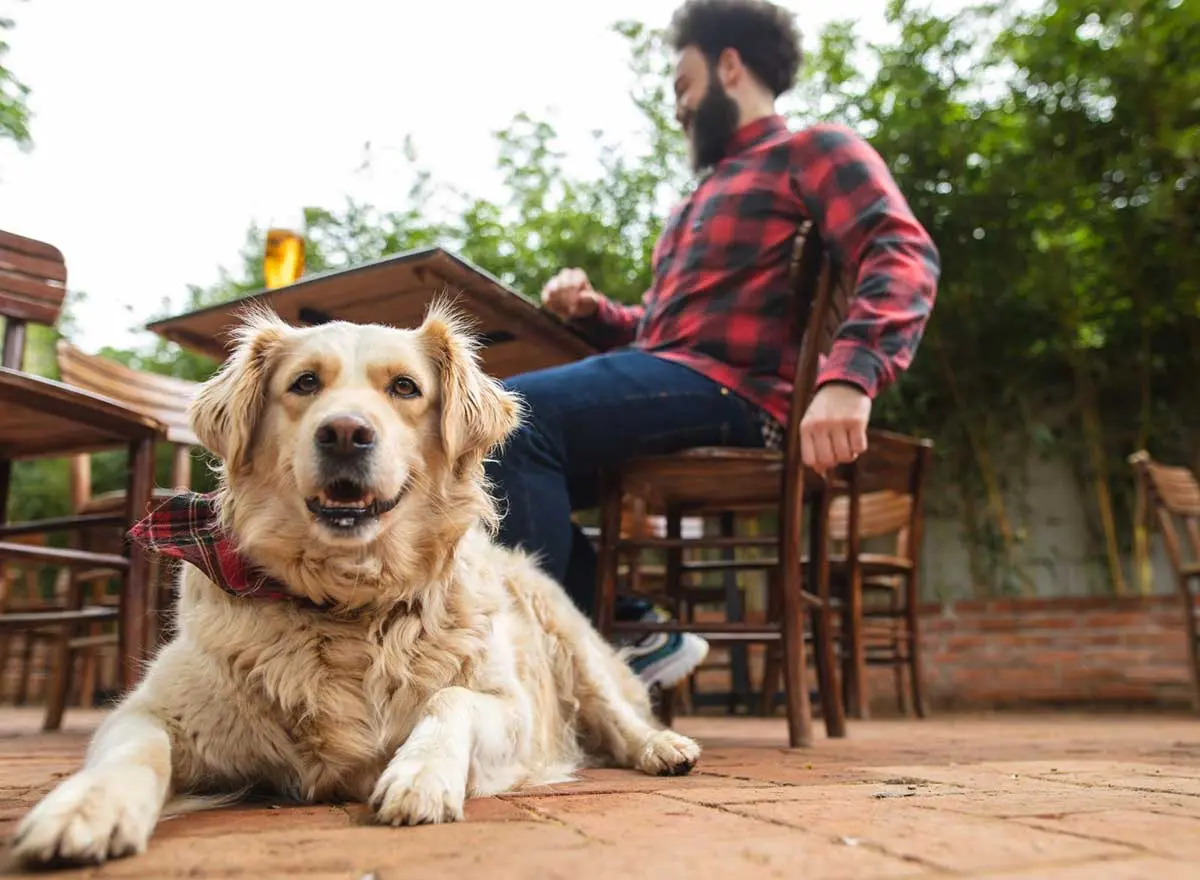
902,594,1198,712
692,593,1199,714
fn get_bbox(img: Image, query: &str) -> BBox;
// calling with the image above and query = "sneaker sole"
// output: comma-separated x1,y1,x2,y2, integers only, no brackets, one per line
638,633,710,690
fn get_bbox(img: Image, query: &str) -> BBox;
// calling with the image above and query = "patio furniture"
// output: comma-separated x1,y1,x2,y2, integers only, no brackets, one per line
145,247,597,379
760,430,933,719
1128,450,1200,711
53,341,203,680
0,229,163,728
593,222,853,748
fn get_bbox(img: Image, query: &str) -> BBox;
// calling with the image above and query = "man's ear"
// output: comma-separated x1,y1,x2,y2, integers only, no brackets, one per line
419,300,522,478
189,308,290,473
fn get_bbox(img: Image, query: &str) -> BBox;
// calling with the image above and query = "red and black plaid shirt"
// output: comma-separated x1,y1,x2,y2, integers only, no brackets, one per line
574,114,940,432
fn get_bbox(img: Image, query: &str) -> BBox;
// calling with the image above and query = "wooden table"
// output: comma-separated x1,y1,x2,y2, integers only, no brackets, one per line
0,368,162,708
147,247,598,378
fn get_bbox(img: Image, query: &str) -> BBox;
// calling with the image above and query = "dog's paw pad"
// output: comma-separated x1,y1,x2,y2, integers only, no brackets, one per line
370,760,465,826
12,768,157,868
636,730,701,777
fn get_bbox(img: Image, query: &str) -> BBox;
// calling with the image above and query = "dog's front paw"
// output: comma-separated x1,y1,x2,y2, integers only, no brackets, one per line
636,729,701,777
11,766,160,868
370,758,466,826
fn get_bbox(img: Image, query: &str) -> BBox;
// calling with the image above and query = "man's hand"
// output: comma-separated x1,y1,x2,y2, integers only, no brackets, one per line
541,268,601,320
800,382,872,475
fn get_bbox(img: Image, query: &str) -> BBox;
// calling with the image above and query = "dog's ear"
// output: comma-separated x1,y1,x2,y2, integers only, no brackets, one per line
419,300,522,477
189,308,289,473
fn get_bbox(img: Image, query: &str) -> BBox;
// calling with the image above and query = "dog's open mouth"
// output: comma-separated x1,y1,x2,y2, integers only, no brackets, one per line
304,480,404,532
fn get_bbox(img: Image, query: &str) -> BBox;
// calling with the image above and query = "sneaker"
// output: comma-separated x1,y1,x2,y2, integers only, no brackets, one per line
617,606,711,689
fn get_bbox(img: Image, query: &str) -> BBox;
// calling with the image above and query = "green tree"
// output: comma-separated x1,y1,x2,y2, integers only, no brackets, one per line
0,11,32,157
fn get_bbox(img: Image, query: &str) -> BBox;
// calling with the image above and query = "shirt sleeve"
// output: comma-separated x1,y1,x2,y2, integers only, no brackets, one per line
789,123,940,398
569,292,646,351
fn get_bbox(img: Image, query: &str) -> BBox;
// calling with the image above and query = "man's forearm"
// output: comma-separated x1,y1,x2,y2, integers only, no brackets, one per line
791,123,940,398
570,292,646,351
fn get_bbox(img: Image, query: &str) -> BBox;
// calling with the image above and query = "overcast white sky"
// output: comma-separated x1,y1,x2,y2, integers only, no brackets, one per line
0,0,907,353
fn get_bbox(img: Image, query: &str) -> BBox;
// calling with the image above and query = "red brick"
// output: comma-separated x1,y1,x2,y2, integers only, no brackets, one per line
1016,810,1200,861
978,856,1198,879
732,796,1132,872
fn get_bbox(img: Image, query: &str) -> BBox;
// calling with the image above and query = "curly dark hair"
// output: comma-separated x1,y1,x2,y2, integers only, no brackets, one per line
667,0,803,97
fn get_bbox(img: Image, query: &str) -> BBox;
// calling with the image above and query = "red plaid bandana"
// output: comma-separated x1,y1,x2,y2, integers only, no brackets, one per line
128,491,321,608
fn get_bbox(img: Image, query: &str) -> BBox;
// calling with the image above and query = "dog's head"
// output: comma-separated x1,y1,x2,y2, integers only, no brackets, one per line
188,302,521,600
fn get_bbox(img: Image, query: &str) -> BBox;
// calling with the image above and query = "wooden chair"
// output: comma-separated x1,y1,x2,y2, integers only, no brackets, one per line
57,341,201,654
0,228,164,729
1128,450,1200,711
57,340,201,505
764,430,933,719
594,222,852,748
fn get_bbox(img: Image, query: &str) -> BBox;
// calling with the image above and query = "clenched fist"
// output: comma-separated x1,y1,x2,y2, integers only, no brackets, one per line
541,268,601,321
800,382,872,475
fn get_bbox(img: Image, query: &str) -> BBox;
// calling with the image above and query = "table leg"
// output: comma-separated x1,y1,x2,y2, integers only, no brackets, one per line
119,438,155,690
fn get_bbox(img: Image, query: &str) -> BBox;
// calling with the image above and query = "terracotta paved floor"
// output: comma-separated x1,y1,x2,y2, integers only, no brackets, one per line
0,707,1197,878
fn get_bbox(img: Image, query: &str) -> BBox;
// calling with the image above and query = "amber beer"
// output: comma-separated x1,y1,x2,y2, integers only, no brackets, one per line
263,227,305,289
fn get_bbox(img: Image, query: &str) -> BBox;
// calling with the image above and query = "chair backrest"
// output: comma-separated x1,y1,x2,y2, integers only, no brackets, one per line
828,490,912,542
781,223,853,470
0,230,68,369
55,342,201,449
844,429,934,564
1129,450,1200,579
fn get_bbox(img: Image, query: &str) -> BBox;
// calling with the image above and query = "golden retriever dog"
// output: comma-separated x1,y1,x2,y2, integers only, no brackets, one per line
11,304,700,869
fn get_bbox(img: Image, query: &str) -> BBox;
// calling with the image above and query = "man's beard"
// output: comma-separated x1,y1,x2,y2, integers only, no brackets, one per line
686,71,741,172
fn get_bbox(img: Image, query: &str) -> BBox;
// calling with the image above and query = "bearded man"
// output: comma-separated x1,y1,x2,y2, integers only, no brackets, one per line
486,0,940,688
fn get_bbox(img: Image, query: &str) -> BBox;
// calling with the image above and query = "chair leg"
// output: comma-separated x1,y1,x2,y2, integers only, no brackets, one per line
760,570,783,716
1180,576,1200,714
657,507,684,722
905,572,929,719
0,457,11,525
809,488,846,738
594,472,624,637
844,567,868,720
119,438,156,691
779,558,813,747
15,634,35,705
43,571,84,731
890,589,911,716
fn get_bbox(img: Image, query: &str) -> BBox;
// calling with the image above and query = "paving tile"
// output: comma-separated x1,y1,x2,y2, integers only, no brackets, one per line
974,855,1195,879
507,766,761,797
513,792,923,879
515,837,929,880
90,823,585,879
660,780,964,807
726,796,1135,873
154,804,353,839
911,786,1200,819
1014,809,1200,861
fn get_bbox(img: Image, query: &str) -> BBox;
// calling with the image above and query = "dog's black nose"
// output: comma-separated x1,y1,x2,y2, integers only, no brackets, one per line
315,414,376,457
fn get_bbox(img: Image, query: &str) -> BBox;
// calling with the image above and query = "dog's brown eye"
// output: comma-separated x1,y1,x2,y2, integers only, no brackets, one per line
389,376,421,399
289,372,321,395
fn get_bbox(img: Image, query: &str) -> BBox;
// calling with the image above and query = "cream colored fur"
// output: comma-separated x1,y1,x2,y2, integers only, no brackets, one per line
11,304,699,869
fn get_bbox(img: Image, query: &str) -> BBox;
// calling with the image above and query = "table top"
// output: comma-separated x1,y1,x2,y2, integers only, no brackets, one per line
0,367,165,460
146,247,598,379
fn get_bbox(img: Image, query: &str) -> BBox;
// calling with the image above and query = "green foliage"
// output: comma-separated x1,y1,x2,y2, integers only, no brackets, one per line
10,1,1198,597
0,11,32,158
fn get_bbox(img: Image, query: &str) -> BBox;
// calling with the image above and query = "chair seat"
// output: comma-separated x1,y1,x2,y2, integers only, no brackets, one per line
619,447,837,511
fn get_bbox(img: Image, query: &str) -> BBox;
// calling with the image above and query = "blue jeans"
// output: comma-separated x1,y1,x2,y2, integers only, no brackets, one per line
486,350,765,620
